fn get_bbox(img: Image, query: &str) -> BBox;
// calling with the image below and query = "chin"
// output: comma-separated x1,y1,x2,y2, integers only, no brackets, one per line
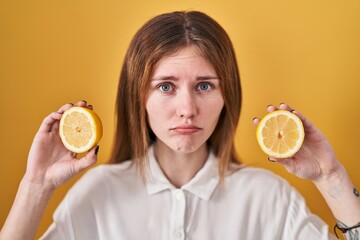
171,140,205,154
174,145,198,153
156,136,208,154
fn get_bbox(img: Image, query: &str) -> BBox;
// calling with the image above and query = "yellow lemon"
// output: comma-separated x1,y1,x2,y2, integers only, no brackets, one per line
256,110,305,158
59,106,103,153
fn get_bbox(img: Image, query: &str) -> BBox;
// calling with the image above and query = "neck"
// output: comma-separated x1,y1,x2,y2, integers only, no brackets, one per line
154,141,209,188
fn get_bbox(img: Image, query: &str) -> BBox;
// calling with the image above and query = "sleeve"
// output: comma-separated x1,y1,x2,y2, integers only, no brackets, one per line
39,166,106,240
281,184,338,240
39,198,75,240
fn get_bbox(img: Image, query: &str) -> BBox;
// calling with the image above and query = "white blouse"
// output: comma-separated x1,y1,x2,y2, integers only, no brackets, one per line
41,147,335,240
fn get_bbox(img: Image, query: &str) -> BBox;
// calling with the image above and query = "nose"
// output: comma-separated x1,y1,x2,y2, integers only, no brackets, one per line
176,90,197,118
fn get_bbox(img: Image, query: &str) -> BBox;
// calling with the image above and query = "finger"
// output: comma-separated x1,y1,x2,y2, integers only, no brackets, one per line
48,103,74,132
50,119,60,132
75,100,87,107
87,104,93,110
291,109,318,134
254,104,278,126
268,157,294,171
255,104,291,127
252,117,260,126
268,157,278,162
275,157,291,164
278,103,294,111
38,111,63,133
57,103,74,114
266,104,278,112
277,103,317,134
73,146,99,173
268,155,295,163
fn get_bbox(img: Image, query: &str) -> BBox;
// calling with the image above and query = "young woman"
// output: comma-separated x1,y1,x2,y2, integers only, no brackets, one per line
1,11,359,240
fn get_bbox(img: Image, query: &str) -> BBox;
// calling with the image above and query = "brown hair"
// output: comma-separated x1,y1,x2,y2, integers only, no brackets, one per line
109,11,242,181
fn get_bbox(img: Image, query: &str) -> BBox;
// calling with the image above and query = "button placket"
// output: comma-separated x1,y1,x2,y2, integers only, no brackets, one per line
170,189,186,240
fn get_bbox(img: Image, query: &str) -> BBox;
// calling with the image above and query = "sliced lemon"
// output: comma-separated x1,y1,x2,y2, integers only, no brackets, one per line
59,106,103,153
256,110,305,158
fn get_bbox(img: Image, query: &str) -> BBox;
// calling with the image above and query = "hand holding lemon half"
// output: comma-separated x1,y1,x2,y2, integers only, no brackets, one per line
256,110,305,158
59,106,103,153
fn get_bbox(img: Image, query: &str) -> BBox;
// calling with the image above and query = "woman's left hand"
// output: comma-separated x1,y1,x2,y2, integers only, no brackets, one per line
253,103,343,182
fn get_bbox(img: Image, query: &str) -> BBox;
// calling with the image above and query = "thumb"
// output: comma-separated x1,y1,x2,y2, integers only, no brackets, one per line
74,146,99,173
276,157,296,174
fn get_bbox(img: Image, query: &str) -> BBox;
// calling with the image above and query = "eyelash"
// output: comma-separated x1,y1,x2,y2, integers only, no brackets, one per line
157,82,214,93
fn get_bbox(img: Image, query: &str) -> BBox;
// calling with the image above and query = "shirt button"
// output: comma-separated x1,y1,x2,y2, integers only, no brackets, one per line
174,230,184,239
176,192,183,200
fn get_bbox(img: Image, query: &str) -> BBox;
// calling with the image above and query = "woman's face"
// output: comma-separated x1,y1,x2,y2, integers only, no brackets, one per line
146,46,224,153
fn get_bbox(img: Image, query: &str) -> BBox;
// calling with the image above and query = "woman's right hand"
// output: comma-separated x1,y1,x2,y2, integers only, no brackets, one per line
23,100,99,190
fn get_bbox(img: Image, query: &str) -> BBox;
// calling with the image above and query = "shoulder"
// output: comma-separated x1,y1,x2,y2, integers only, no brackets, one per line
65,160,139,201
224,165,301,202
48,161,141,238
220,166,310,223
218,166,329,239
227,165,290,187
77,160,135,183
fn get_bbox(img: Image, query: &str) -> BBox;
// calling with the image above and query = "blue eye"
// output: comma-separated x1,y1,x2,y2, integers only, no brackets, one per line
196,83,212,91
159,84,173,92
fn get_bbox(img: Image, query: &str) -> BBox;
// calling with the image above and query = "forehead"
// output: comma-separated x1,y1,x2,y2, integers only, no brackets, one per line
152,46,216,76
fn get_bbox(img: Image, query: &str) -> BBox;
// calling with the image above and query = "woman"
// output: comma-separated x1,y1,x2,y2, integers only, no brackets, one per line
1,11,359,240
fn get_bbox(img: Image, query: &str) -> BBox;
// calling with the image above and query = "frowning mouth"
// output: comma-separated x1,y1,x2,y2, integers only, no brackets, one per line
170,125,202,134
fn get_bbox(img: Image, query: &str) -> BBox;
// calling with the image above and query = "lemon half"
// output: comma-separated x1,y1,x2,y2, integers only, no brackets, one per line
59,106,103,153
256,110,305,158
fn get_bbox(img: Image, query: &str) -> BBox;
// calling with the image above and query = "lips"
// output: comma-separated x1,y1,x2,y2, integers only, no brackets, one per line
170,125,202,134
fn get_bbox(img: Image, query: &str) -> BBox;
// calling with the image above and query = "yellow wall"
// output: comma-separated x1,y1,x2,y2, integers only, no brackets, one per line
0,0,359,238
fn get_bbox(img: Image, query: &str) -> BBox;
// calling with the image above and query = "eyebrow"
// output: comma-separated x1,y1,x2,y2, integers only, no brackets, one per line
151,75,219,81
196,76,219,80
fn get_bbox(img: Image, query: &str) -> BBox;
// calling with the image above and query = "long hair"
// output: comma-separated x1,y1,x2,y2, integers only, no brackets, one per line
109,11,242,181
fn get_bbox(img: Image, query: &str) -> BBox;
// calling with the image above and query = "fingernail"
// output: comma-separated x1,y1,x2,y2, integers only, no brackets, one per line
267,104,273,108
280,102,285,106
291,109,296,113
95,146,100,155
354,188,359,197
252,117,257,121
81,100,87,104
268,157,275,162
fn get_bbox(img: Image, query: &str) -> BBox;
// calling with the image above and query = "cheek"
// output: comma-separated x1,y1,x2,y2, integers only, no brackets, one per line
146,102,157,127
209,103,224,121
203,95,224,117
146,96,170,127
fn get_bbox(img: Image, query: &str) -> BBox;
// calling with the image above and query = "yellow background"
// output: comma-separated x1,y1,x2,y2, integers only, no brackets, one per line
1,0,359,238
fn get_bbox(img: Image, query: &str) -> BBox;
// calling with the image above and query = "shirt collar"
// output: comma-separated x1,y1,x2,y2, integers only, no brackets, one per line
146,145,219,201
